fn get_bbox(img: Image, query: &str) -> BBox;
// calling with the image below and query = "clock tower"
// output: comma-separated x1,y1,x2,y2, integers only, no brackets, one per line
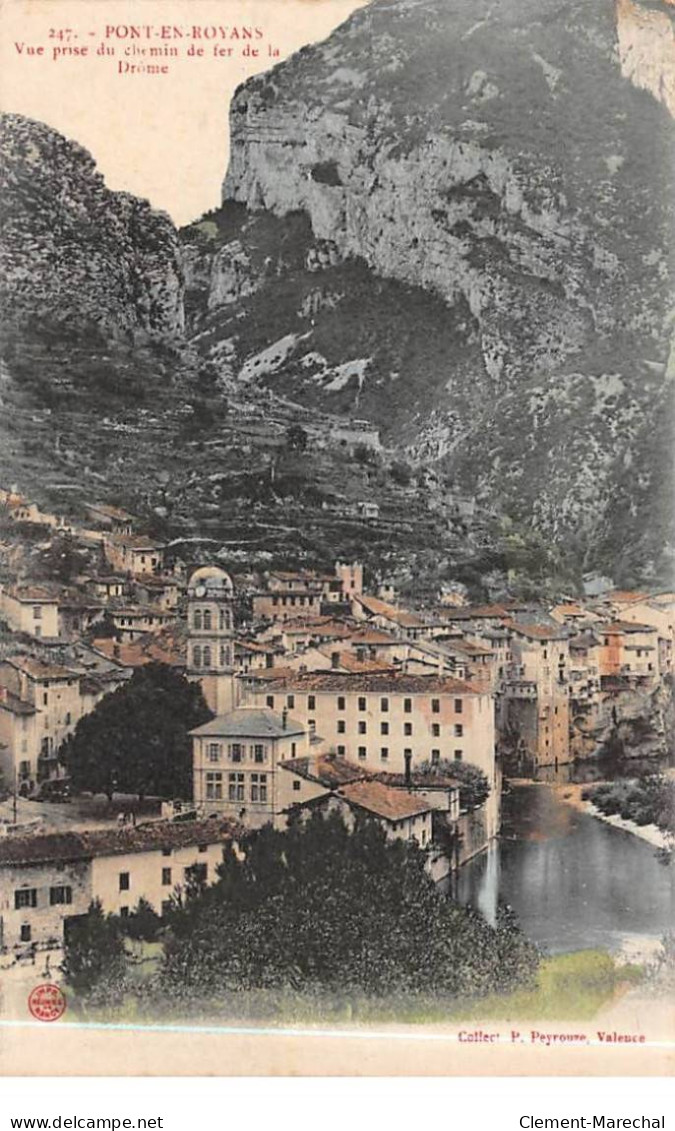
187,565,237,715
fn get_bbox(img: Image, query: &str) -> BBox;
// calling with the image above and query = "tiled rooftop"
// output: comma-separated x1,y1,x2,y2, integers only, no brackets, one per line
0,818,238,867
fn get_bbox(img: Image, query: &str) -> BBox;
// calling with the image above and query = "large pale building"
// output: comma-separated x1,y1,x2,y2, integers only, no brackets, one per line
191,706,310,828
186,566,237,715
241,670,499,836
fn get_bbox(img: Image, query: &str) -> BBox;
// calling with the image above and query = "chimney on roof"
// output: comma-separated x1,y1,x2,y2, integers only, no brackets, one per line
404,750,412,788
331,651,340,669
282,707,288,730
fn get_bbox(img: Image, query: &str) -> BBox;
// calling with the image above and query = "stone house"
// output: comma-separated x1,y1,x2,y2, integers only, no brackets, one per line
0,585,60,640
103,535,164,577
500,624,571,769
0,818,237,951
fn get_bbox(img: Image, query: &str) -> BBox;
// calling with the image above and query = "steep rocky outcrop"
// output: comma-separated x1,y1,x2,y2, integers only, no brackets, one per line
220,0,674,578
0,114,184,341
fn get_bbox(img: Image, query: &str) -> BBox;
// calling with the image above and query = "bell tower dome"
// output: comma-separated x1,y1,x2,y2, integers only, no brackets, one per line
187,565,237,715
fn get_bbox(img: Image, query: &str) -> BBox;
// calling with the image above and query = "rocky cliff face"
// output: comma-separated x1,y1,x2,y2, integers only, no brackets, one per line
0,114,184,341
221,0,674,578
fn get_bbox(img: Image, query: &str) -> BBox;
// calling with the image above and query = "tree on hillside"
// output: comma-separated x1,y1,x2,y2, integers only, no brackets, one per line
59,662,212,800
36,533,86,585
286,423,308,452
417,759,490,811
155,812,537,1007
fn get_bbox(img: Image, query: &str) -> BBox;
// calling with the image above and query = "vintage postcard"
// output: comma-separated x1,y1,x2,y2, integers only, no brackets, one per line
0,0,673,1077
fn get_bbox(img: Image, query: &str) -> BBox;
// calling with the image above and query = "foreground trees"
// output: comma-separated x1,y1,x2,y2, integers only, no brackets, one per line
62,815,539,1016
157,813,538,1006
59,662,212,800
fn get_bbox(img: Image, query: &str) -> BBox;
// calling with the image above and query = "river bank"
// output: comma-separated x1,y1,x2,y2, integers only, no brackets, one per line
552,782,671,850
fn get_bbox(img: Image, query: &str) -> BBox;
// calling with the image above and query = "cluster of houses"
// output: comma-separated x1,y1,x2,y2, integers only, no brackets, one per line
0,482,673,955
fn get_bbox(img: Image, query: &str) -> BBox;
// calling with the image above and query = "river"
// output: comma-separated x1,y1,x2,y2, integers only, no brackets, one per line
455,783,675,955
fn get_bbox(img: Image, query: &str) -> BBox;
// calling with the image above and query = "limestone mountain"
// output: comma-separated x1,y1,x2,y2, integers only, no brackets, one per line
215,0,674,580
0,113,184,342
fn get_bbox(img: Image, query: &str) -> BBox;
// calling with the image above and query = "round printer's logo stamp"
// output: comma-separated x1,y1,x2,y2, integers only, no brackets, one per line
28,983,66,1022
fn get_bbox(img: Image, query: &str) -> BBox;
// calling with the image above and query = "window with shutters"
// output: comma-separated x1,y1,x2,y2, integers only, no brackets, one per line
49,886,72,906
15,889,37,910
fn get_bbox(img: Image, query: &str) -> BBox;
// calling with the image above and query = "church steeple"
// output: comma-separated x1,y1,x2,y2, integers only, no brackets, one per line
187,565,237,715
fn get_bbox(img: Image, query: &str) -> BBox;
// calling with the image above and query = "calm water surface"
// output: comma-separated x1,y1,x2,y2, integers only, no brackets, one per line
456,785,675,954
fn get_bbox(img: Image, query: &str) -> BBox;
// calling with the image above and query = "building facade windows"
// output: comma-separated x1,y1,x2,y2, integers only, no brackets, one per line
431,698,440,714
380,722,389,735
251,773,268,802
404,722,412,736
119,872,130,892
454,724,463,737
207,743,221,763
404,698,412,714
380,747,389,761
358,746,367,760
380,698,389,713
358,697,367,711
308,695,316,711
228,773,245,802
206,772,223,800
454,698,463,713
162,868,172,886
230,744,243,763
253,744,265,764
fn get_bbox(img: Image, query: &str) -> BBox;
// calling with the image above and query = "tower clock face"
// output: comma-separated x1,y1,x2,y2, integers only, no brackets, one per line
194,585,206,597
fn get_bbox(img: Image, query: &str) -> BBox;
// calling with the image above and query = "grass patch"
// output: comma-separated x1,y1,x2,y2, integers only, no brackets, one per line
450,950,643,1022
66,949,643,1028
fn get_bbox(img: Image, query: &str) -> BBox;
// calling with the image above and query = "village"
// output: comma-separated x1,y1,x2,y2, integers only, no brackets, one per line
0,483,672,959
